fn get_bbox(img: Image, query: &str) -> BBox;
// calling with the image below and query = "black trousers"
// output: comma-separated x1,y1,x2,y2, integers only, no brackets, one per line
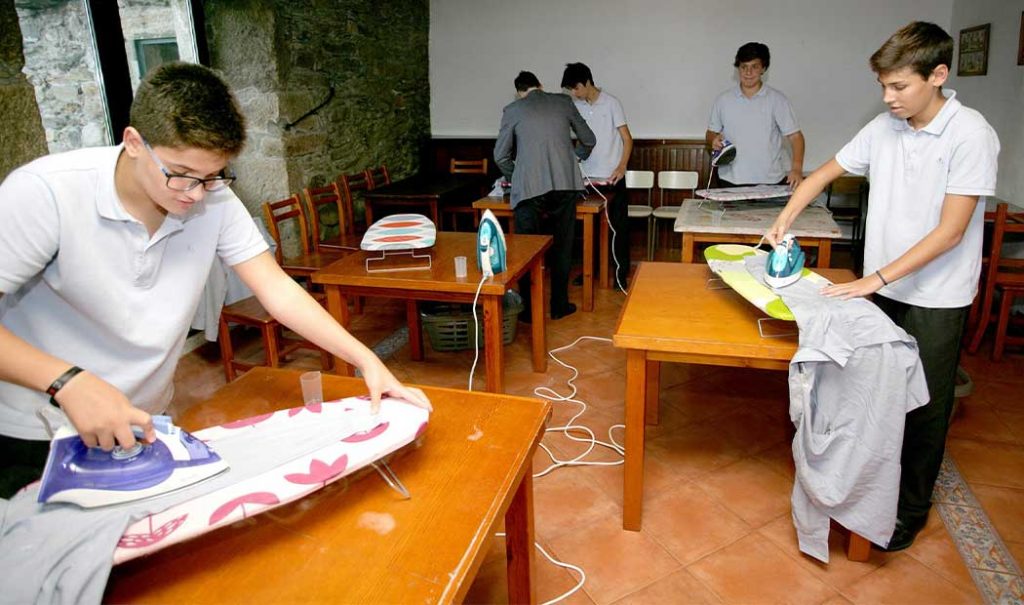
514,190,578,314
604,180,630,285
0,434,50,498
873,295,969,524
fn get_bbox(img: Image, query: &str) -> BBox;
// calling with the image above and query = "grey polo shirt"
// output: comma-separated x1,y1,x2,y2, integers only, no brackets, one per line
0,145,268,439
708,84,800,185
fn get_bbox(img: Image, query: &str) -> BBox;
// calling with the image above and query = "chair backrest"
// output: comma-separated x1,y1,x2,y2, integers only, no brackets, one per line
365,165,391,189
339,171,372,234
262,194,310,262
450,158,488,175
302,182,347,252
989,203,1024,278
657,170,699,208
626,170,655,206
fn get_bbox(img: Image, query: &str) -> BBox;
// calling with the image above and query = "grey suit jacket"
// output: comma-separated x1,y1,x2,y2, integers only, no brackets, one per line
493,90,596,208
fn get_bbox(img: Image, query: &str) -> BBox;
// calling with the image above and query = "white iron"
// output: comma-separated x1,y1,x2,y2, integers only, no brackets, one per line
476,209,507,277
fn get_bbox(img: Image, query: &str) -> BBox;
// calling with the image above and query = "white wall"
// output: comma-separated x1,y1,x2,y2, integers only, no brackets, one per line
948,0,1024,203
430,0,954,170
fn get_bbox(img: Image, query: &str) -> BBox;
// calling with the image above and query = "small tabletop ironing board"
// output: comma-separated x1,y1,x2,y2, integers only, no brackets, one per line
361,213,436,272
695,184,793,202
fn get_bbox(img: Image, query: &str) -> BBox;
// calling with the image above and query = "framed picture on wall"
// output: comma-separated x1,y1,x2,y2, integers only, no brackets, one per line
1018,12,1024,66
957,23,990,76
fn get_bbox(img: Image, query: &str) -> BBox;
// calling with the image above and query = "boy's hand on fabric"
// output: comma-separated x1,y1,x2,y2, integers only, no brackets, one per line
608,166,626,185
360,359,432,415
54,372,155,450
820,275,882,300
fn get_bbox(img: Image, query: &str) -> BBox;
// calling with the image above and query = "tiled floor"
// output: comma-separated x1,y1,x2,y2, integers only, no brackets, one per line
172,252,1024,604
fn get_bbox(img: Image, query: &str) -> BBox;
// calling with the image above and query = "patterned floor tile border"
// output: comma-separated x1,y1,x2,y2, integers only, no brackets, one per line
934,455,1024,604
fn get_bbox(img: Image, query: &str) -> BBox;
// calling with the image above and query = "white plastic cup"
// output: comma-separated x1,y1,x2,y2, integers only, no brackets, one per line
454,255,468,278
300,371,323,405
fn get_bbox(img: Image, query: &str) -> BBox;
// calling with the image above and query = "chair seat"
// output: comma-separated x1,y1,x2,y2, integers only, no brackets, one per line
280,250,347,275
627,205,653,218
652,206,681,219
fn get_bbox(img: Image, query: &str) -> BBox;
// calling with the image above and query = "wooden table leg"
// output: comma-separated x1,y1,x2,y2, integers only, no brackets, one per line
645,360,660,425
326,286,355,376
429,201,440,227
847,531,870,562
365,202,375,228
600,210,610,289
681,233,695,263
582,213,594,312
529,261,547,374
817,239,832,268
624,349,648,531
484,294,505,393
406,299,424,361
505,471,537,605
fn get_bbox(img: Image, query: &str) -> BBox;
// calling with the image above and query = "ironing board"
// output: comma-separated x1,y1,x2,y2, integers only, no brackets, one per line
704,244,829,321
112,396,428,564
695,184,792,202
361,213,436,272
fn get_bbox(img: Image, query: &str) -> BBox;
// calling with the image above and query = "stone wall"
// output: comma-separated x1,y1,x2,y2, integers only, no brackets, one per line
15,0,108,153
118,0,199,90
0,0,46,180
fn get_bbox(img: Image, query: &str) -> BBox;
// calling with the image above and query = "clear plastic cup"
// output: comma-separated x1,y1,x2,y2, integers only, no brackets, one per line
300,371,323,405
454,255,468,278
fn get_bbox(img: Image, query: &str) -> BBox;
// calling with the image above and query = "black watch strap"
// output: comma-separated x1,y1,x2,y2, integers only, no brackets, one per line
46,366,84,407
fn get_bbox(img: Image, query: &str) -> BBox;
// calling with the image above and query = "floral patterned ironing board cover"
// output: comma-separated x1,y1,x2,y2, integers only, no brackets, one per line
703,244,828,321
695,184,792,202
361,214,436,251
112,397,428,565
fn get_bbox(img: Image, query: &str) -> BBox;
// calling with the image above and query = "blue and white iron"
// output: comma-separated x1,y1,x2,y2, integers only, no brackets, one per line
37,415,228,508
765,234,805,288
477,209,507,277
711,139,737,167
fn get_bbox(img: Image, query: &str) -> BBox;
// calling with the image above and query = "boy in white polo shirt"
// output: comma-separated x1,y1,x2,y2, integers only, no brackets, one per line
561,62,634,287
0,62,430,498
706,42,806,188
767,22,999,551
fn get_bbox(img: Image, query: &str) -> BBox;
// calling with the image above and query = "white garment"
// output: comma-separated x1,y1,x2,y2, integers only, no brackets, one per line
835,90,1000,308
0,146,268,439
744,257,928,562
574,90,627,180
707,84,800,185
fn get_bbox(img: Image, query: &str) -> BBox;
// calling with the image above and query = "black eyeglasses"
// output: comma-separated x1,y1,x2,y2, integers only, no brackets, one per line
143,140,237,192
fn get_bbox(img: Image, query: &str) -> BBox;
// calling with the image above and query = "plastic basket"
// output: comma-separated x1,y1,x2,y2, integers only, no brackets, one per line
420,290,523,351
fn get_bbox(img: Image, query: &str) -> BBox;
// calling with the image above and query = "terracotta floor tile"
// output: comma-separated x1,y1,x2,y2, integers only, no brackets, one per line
947,438,1024,489
758,516,893,590
964,377,1024,411
543,406,626,464
948,403,1018,444
612,568,722,604
995,409,1024,445
464,537,594,605
709,408,791,457
574,452,689,509
545,516,681,605
904,527,981,596
1005,540,1024,569
969,484,1024,543
696,457,792,528
841,554,980,604
640,481,750,565
532,466,622,541
820,595,855,605
753,441,796,481
645,420,746,481
687,533,838,604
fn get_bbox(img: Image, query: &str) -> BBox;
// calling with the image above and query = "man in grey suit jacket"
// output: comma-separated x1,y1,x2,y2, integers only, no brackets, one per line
494,71,596,320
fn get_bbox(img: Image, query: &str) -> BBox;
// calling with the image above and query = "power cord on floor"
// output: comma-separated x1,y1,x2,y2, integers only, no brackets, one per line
494,531,588,605
580,167,628,295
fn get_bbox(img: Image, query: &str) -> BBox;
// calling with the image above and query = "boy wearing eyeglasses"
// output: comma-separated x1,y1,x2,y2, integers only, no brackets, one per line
0,62,430,498
766,22,999,551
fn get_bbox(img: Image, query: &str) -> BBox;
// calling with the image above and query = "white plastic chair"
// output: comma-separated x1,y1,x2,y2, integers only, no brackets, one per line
652,170,699,259
625,170,656,260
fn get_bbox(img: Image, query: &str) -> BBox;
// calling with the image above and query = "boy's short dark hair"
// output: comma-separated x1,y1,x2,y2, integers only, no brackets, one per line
870,21,953,79
130,62,246,156
514,71,541,92
560,62,594,89
734,42,770,70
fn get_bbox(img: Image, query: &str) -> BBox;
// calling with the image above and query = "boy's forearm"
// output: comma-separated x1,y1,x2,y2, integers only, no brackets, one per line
788,132,805,172
705,130,719,148
779,158,844,221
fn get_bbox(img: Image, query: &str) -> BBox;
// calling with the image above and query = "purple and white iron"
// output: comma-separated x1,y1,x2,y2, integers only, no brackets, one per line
37,415,228,508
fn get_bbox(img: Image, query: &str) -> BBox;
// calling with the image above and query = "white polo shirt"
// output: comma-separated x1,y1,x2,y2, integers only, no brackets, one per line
0,145,268,439
835,90,1000,308
574,91,627,180
708,84,800,185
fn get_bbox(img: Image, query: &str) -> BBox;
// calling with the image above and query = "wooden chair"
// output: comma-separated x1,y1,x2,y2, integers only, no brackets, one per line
262,194,346,281
625,170,656,260
302,182,363,253
444,158,489,231
651,170,699,259
365,165,391,189
339,171,373,236
967,202,1024,360
217,295,332,382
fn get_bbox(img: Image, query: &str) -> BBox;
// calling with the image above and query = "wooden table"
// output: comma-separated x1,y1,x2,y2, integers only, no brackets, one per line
613,262,871,561
673,199,842,267
312,232,552,393
105,368,551,604
364,174,488,226
472,194,610,312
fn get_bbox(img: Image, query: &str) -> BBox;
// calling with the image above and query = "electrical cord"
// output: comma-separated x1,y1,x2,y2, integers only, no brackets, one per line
495,532,588,605
578,164,628,295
